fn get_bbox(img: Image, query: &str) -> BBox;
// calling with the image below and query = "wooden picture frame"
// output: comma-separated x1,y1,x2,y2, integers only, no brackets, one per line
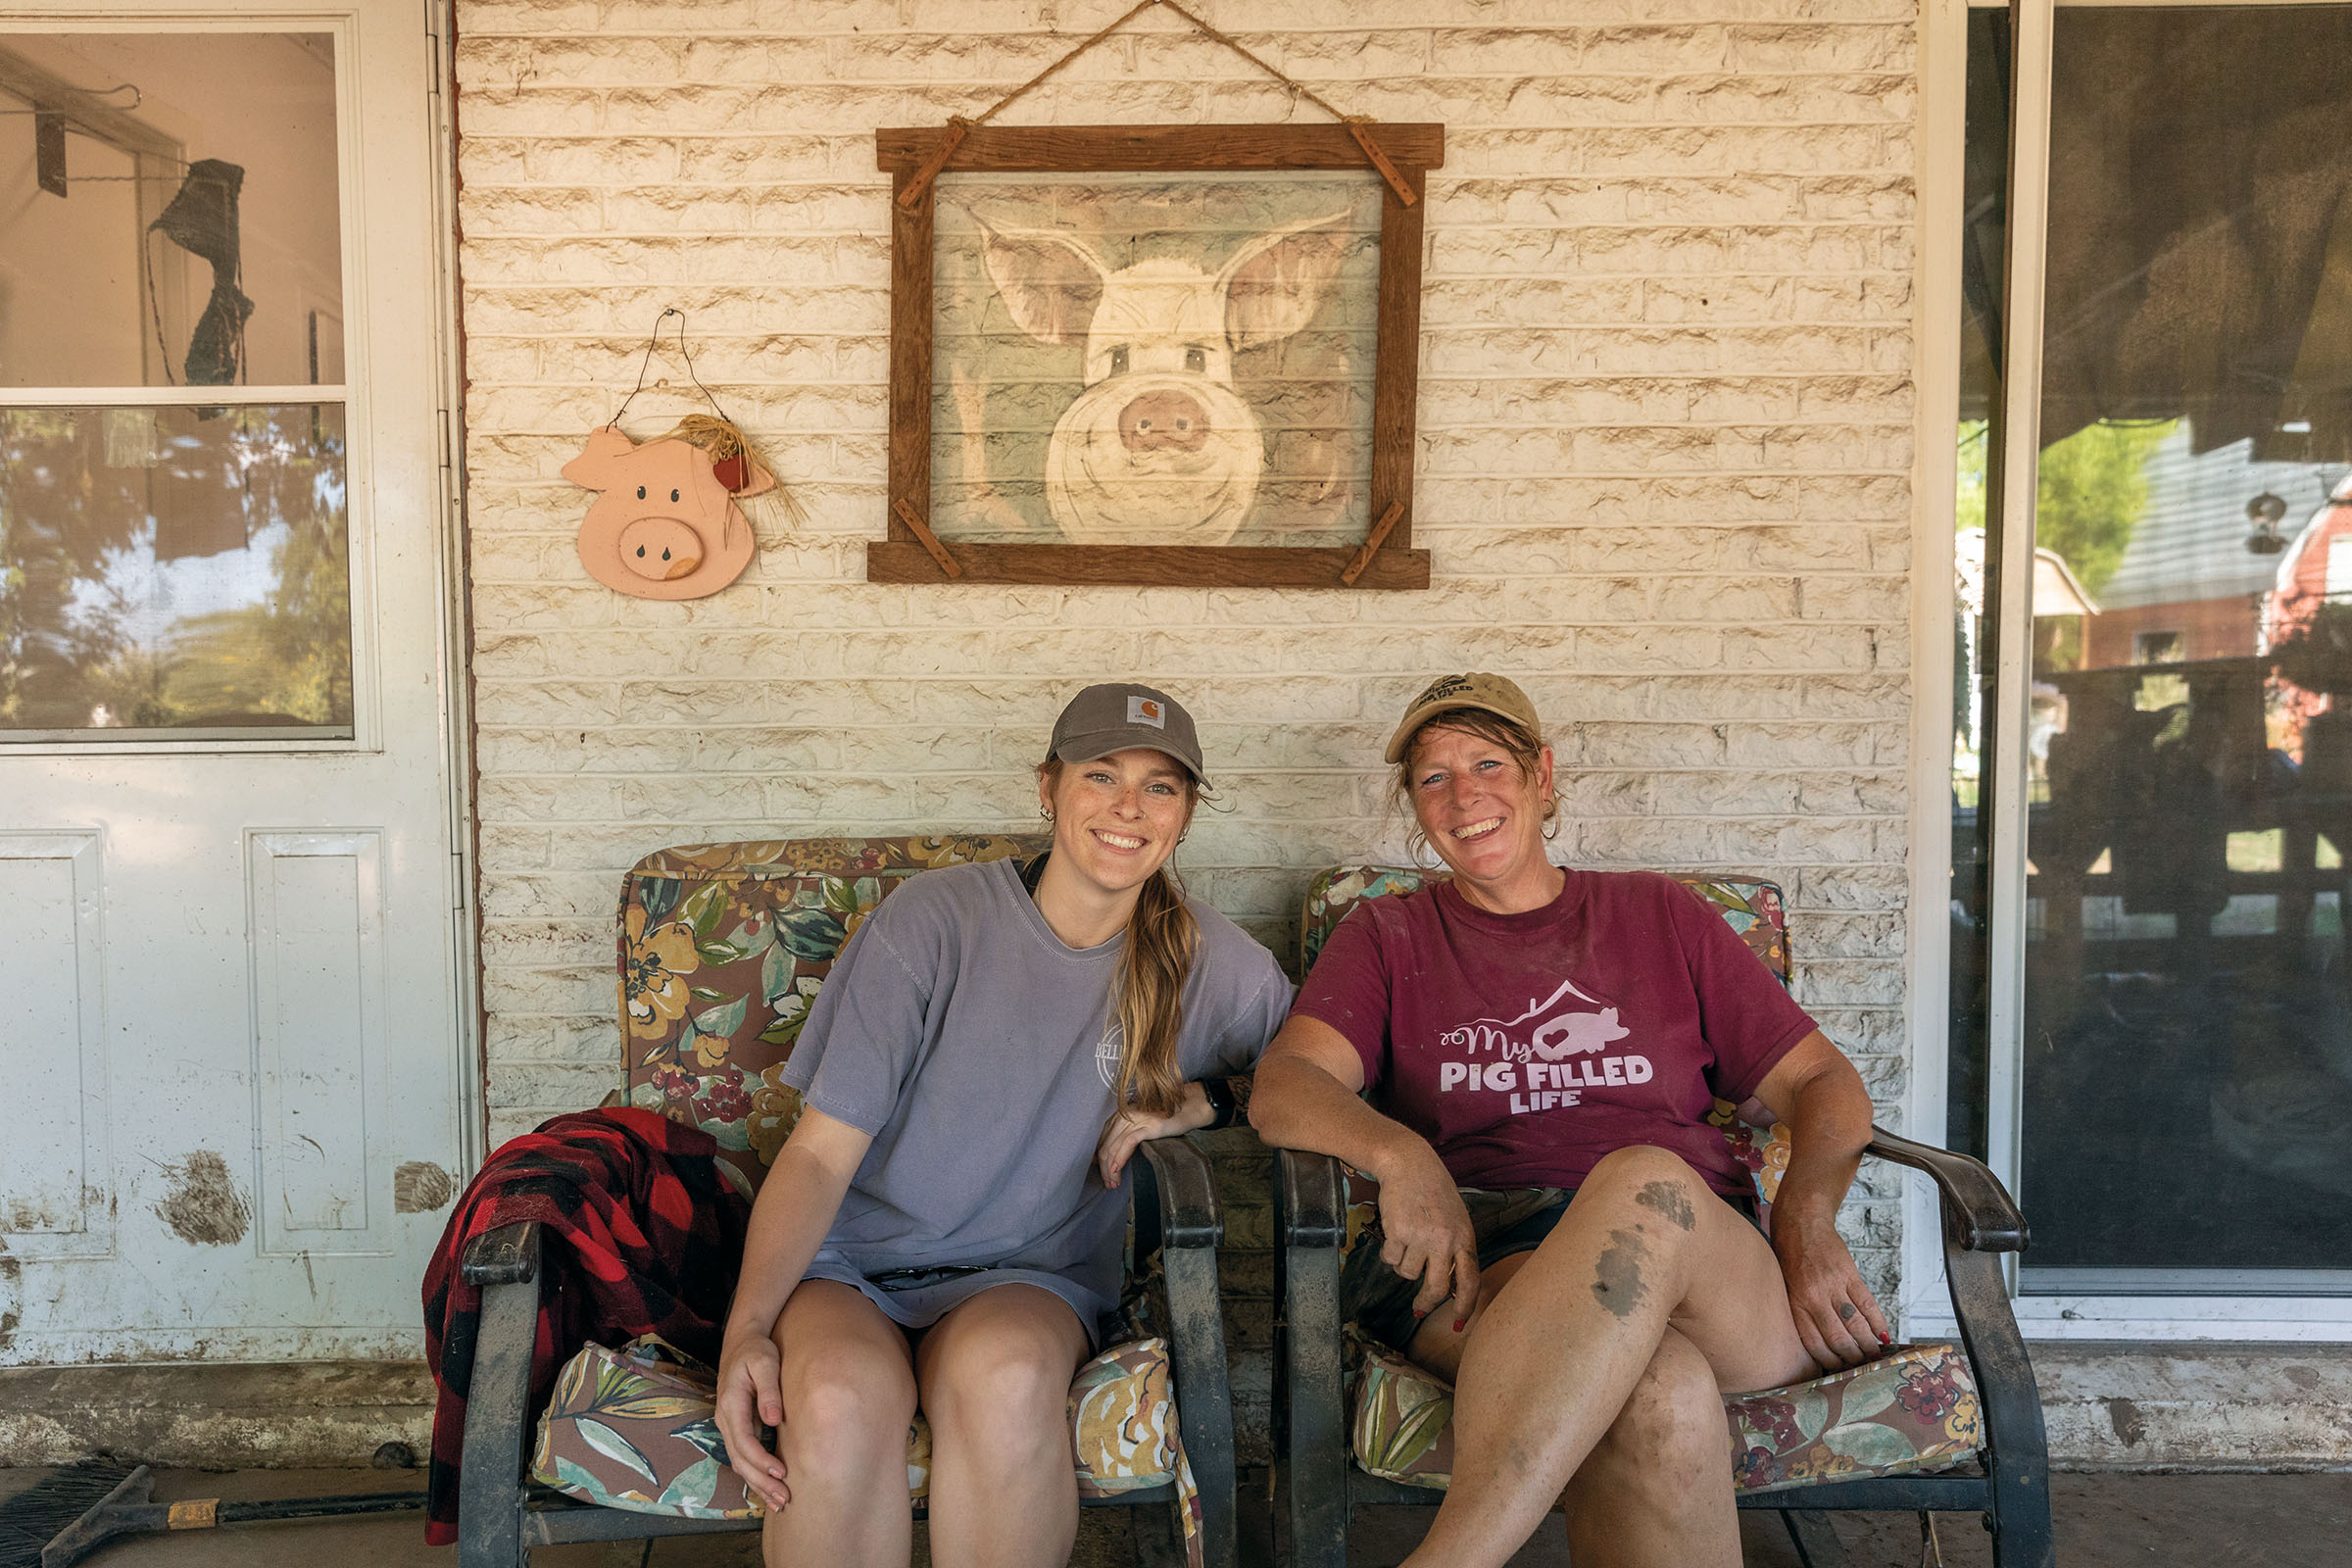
870,122,1442,589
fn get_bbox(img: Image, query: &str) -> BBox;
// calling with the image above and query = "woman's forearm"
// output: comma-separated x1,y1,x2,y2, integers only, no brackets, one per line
1767,1056,1875,1237
1248,1052,1433,1182
722,1138,858,1344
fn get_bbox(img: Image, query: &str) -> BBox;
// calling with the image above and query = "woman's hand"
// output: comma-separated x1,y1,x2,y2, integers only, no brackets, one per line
1373,1142,1482,1328
1097,1082,1214,1186
712,1329,790,1511
1772,1215,1891,1372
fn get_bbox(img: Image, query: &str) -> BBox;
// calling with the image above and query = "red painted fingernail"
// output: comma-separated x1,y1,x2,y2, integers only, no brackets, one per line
1413,1308,1427,1318
1879,1332,1890,1346
1452,1318,1468,1333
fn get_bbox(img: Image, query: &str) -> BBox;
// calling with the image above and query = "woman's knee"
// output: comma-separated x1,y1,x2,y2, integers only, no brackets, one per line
1580,1336,1731,1494
925,1340,1076,1439
1579,1145,1711,1229
782,1350,917,1473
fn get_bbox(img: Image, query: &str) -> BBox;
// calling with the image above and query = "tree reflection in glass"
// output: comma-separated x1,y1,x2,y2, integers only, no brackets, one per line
0,403,351,735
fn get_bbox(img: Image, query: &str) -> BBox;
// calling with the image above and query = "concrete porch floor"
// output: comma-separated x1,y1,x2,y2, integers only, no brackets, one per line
2,1467,2345,1566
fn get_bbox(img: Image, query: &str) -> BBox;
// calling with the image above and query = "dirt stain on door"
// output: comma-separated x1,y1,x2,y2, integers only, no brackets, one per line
392,1161,454,1213
154,1151,252,1246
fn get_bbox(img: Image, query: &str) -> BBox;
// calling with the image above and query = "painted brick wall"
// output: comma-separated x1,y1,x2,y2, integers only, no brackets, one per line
452,0,1920,1354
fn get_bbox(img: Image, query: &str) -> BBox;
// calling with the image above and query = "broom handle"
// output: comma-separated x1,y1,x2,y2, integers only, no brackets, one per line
169,1493,424,1528
41,1475,424,1568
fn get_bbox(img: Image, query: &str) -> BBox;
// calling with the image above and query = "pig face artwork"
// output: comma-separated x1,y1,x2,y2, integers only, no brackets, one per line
939,179,1377,548
562,426,773,601
977,213,1349,545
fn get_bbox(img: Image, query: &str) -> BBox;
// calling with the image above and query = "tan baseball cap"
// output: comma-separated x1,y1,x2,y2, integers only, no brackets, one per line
1384,672,1544,762
1051,682,1208,784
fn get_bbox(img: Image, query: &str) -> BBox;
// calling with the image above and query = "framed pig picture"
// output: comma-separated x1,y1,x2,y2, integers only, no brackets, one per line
871,123,1442,589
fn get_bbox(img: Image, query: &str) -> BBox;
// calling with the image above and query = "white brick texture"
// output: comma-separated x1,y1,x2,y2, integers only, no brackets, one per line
454,0,1918,1294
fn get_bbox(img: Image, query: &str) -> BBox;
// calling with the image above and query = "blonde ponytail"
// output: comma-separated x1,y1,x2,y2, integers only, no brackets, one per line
1112,866,1200,1117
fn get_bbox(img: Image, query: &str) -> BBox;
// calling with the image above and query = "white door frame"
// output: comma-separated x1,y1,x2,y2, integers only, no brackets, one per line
1904,0,2352,1342
0,0,481,1358
426,0,483,1181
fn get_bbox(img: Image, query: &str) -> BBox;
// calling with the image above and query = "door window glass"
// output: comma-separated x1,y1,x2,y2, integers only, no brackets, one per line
0,33,350,740
0,404,350,736
0,33,341,389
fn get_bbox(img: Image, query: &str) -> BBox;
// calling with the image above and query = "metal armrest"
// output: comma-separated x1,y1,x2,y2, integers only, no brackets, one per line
1134,1134,1237,1568
1137,1136,1222,1249
457,1225,542,1565
1274,1148,1348,1568
1277,1147,1344,1249
1864,1125,2030,1253
460,1220,544,1287
1866,1129,2054,1560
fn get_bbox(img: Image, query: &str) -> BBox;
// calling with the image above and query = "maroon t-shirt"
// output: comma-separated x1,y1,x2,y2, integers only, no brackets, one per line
1291,870,1817,1197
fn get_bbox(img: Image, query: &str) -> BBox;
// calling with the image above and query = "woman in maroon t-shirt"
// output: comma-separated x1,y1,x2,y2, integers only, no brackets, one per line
1250,672,1889,1568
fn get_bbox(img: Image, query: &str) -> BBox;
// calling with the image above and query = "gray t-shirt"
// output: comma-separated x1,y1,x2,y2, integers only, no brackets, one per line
780,857,1291,1340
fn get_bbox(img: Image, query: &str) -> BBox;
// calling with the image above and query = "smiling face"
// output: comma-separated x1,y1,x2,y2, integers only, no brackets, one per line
1404,722,1557,890
1040,748,1198,900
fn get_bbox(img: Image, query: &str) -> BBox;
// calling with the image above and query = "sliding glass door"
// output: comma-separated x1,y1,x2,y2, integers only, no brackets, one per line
1949,0,2352,1309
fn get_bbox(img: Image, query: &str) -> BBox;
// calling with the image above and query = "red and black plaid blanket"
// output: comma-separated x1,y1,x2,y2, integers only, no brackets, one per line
419,1107,752,1544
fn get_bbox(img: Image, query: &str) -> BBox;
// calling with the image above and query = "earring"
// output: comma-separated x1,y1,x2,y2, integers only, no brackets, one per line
1040,806,1054,822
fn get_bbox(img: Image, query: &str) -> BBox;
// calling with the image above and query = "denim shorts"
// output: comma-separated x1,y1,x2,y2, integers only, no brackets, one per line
1341,1186,1575,1353
1339,1183,1766,1353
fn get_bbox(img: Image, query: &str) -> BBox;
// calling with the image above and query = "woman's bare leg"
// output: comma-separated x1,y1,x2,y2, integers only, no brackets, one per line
915,1283,1091,1568
1398,1144,1812,1568
761,1280,918,1568
1558,1326,1741,1567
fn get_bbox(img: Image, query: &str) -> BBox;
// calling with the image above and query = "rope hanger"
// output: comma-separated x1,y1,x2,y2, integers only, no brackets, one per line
895,0,1416,210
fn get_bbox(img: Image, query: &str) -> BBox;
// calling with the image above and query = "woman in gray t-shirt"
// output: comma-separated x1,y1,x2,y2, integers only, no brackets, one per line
713,684,1291,1568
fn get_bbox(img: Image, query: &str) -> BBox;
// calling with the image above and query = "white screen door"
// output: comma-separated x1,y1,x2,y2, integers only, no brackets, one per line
0,2,467,1362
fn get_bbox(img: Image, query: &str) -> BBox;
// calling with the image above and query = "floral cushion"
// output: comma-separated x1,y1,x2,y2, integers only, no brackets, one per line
533,1332,1203,1566
612,836,1044,1197
1351,1343,1983,1496
1299,866,1798,1217
530,1337,752,1518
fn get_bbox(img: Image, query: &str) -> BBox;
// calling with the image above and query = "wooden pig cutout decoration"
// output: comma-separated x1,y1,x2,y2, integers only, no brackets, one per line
564,425,772,600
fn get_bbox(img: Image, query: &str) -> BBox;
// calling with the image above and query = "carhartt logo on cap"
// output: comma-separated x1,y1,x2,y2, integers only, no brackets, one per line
1128,695,1166,728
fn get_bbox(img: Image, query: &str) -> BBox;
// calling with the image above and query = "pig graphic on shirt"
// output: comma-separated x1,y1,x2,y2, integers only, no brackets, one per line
1529,1004,1631,1060
972,211,1354,545
1436,977,1652,1103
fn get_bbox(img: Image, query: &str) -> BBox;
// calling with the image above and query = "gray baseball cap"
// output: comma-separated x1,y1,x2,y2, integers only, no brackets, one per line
1050,683,1207,784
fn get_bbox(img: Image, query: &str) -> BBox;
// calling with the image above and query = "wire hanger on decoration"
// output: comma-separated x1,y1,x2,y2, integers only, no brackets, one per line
605,307,797,515
893,0,1418,210
609,307,738,430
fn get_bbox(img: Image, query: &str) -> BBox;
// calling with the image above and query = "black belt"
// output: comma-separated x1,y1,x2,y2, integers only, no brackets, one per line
867,1263,993,1291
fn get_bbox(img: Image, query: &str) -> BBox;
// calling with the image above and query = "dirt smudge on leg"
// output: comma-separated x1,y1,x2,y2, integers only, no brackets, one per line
155,1151,251,1246
1634,1178,1696,1232
392,1161,455,1213
1591,1228,1649,1319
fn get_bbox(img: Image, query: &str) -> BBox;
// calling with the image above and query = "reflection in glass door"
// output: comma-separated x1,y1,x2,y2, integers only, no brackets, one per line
1953,4,2352,1293
0,31,352,741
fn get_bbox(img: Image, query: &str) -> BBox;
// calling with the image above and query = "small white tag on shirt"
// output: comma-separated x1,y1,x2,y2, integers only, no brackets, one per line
1128,695,1165,728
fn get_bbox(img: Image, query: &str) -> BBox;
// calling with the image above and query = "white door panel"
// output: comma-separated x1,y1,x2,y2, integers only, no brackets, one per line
0,2,465,1365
